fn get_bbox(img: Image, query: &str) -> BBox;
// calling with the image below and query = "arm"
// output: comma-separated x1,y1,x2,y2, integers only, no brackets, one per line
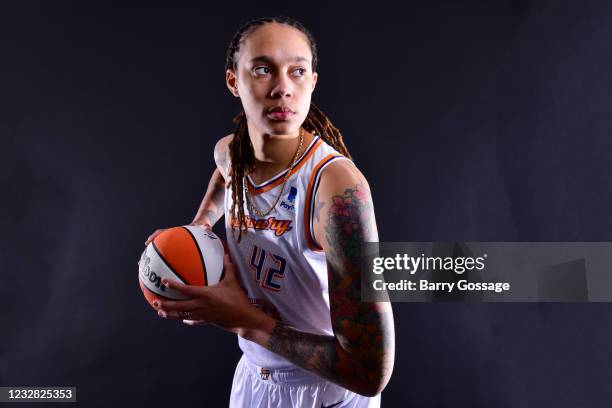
191,134,232,228
145,135,232,245
190,168,225,229
242,161,395,396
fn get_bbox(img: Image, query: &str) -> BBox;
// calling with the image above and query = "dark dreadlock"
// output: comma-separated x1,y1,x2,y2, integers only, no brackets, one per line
225,16,352,242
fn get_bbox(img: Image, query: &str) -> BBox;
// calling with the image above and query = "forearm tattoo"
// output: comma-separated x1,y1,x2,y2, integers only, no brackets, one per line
267,183,394,393
268,322,341,383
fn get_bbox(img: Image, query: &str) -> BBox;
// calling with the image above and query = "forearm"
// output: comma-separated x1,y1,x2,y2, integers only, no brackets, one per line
242,314,389,397
191,168,226,228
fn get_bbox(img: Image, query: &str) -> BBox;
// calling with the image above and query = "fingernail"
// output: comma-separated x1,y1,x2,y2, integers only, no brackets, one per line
158,310,167,318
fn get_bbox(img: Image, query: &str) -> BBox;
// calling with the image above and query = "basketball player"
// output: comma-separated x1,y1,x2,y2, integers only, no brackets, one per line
145,16,395,407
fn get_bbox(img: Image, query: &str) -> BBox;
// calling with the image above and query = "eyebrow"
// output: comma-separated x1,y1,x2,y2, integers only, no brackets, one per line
249,55,311,65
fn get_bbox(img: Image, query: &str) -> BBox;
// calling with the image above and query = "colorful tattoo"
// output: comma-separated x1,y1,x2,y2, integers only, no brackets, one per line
325,184,392,385
265,183,394,394
268,321,340,383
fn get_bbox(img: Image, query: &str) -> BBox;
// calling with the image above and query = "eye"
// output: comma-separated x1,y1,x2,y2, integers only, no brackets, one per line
292,68,306,77
253,66,271,76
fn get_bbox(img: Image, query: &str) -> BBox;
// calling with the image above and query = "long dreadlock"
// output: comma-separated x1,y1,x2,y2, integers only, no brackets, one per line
225,16,352,242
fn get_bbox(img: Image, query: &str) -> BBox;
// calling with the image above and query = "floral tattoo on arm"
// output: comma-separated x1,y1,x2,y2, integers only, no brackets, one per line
267,183,393,393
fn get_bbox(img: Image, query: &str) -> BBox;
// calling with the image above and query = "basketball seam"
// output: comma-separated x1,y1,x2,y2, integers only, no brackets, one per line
151,241,188,284
181,226,208,286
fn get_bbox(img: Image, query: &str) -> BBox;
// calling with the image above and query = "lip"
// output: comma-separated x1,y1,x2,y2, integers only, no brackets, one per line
268,106,295,113
267,107,295,120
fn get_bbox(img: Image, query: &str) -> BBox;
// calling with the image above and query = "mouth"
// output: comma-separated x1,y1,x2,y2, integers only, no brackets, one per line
267,106,295,121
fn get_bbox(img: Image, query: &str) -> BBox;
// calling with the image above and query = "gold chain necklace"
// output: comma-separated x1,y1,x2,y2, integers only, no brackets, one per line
244,127,304,217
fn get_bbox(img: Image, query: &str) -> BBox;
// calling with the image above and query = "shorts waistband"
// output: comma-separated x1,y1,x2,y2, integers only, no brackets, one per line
240,354,324,385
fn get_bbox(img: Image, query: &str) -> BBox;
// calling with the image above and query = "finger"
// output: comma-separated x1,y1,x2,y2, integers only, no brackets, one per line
144,231,158,245
199,224,213,232
156,309,185,320
162,278,208,297
158,309,202,321
221,254,237,282
189,222,212,231
156,298,198,312
145,229,163,245
183,319,208,326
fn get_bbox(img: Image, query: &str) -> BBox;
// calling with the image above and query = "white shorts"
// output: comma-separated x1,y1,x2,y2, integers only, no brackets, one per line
229,354,381,408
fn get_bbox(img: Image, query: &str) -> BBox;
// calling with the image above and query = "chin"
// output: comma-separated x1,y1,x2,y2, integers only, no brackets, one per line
266,121,297,136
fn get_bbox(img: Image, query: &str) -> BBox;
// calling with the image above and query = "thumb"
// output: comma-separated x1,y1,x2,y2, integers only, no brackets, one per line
220,254,238,284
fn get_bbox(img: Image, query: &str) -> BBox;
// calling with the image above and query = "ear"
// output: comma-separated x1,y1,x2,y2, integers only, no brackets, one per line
226,69,240,98
311,71,318,93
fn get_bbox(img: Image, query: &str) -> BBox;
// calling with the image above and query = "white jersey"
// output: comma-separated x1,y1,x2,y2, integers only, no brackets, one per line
224,135,350,370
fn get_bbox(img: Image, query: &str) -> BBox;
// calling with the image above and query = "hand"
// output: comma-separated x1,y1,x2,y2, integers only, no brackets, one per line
153,254,267,336
144,228,167,246
144,222,212,246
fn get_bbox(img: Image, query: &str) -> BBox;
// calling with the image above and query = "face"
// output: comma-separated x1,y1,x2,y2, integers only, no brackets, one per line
226,23,318,136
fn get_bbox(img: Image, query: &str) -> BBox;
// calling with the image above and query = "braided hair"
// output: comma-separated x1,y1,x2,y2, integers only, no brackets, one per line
225,16,352,242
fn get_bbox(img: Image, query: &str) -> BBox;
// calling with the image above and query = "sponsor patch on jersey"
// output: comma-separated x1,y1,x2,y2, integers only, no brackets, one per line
287,186,297,202
279,186,298,212
230,215,293,237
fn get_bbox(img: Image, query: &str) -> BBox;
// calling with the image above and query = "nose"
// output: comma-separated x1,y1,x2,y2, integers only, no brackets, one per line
270,73,292,98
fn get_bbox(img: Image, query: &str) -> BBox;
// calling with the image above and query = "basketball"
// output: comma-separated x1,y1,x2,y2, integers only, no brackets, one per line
138,226,225,309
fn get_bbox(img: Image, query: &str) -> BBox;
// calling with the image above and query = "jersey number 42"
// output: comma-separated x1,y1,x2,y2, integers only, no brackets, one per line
248,245,287,292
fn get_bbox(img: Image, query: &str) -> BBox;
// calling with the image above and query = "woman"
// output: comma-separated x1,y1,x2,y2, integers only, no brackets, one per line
146,16,395,407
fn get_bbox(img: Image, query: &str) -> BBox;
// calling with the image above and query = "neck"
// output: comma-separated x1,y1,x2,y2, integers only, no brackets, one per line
247,124,312,167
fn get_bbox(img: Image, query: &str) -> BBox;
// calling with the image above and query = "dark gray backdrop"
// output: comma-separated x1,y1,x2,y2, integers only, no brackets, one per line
2,1,612,407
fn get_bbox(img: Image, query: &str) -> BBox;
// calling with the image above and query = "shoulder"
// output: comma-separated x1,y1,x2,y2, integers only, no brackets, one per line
214,134,234,178
311,156,379,253
214,133,234,159
214,133,234,152
316,158,371,198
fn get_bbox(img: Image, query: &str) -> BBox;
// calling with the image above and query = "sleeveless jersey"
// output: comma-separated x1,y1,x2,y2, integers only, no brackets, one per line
224,135,350,370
